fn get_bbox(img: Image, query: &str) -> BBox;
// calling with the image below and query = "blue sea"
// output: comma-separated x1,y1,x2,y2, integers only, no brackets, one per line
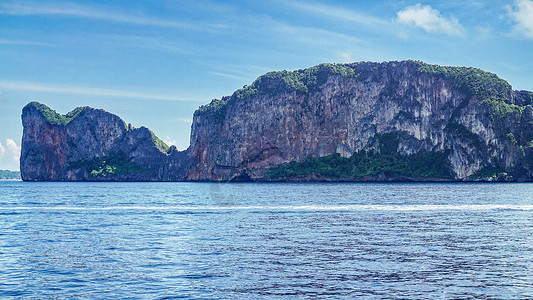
1,182,533,298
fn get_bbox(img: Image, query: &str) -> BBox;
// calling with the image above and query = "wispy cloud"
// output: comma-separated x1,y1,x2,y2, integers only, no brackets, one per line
281,0,387,27
177,118,193,123
1,1,208,31
95,34,193,54
0,39,56,47
1,31,195,55
195,60,270,78
509,0,533,39
0,139,21,171
272,21,366,47
208,71,249,81
396,4,464,37
0,80,204,102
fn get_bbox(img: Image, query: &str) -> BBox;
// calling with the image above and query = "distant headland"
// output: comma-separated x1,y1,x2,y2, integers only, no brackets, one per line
0,170,21,180
20,60,533,182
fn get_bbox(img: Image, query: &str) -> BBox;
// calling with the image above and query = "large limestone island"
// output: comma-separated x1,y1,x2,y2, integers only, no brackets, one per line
21,60,533,182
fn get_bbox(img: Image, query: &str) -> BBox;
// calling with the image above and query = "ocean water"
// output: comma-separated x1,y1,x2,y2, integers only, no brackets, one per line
1,182,533,299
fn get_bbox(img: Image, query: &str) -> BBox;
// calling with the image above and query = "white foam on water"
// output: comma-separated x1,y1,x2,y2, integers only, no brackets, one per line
2,204,533,211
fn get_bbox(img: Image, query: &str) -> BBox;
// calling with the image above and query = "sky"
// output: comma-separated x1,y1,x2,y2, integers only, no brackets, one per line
1,0,532,171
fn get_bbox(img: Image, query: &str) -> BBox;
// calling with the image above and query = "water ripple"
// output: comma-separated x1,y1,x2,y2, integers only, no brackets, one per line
1,182,533,298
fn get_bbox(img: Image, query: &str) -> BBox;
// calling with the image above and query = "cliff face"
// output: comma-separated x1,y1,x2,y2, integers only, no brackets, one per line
21,60,533,181
20,102,190,181
189,61,533,181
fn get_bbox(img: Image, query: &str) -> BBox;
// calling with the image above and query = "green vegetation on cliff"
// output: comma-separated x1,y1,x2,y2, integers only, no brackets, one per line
468,166,510,180
505,132,518,144
414,61,522,118
415,61,512,101
0,170,20,180
27,102,88,125
150,130,170,153
232,63,358,99
28,102,169,154
68,152,147,178
196,63,361,114
266,151,452,180
267,134,452,180
516,90,533,105
196,60,523,120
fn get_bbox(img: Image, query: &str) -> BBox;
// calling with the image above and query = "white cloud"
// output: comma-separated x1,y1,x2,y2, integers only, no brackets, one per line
337,51,354,63
396,4,464,36
0,139,21,171
0,80,204,102
397,31,409,40
509,0,533,39
163,136,177,147
0,143,5,158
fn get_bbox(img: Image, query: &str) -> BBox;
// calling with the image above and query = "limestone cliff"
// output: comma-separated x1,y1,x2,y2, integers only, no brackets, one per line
21,60,533,181
189,60,533,181
20,102,189,181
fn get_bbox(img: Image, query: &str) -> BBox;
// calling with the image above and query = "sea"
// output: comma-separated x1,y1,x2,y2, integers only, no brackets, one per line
1,181,533,299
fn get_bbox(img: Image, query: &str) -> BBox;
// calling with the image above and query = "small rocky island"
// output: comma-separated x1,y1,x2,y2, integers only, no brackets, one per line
20,60,533,181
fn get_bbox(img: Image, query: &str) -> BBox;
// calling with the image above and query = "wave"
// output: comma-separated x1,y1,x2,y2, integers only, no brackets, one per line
2,204,533,211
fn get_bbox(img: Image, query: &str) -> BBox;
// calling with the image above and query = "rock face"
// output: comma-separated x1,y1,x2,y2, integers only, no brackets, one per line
21,60,533,181
21,103,190,181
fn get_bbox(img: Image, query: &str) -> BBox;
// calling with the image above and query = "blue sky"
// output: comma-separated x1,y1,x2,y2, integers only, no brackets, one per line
1,0,532,170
